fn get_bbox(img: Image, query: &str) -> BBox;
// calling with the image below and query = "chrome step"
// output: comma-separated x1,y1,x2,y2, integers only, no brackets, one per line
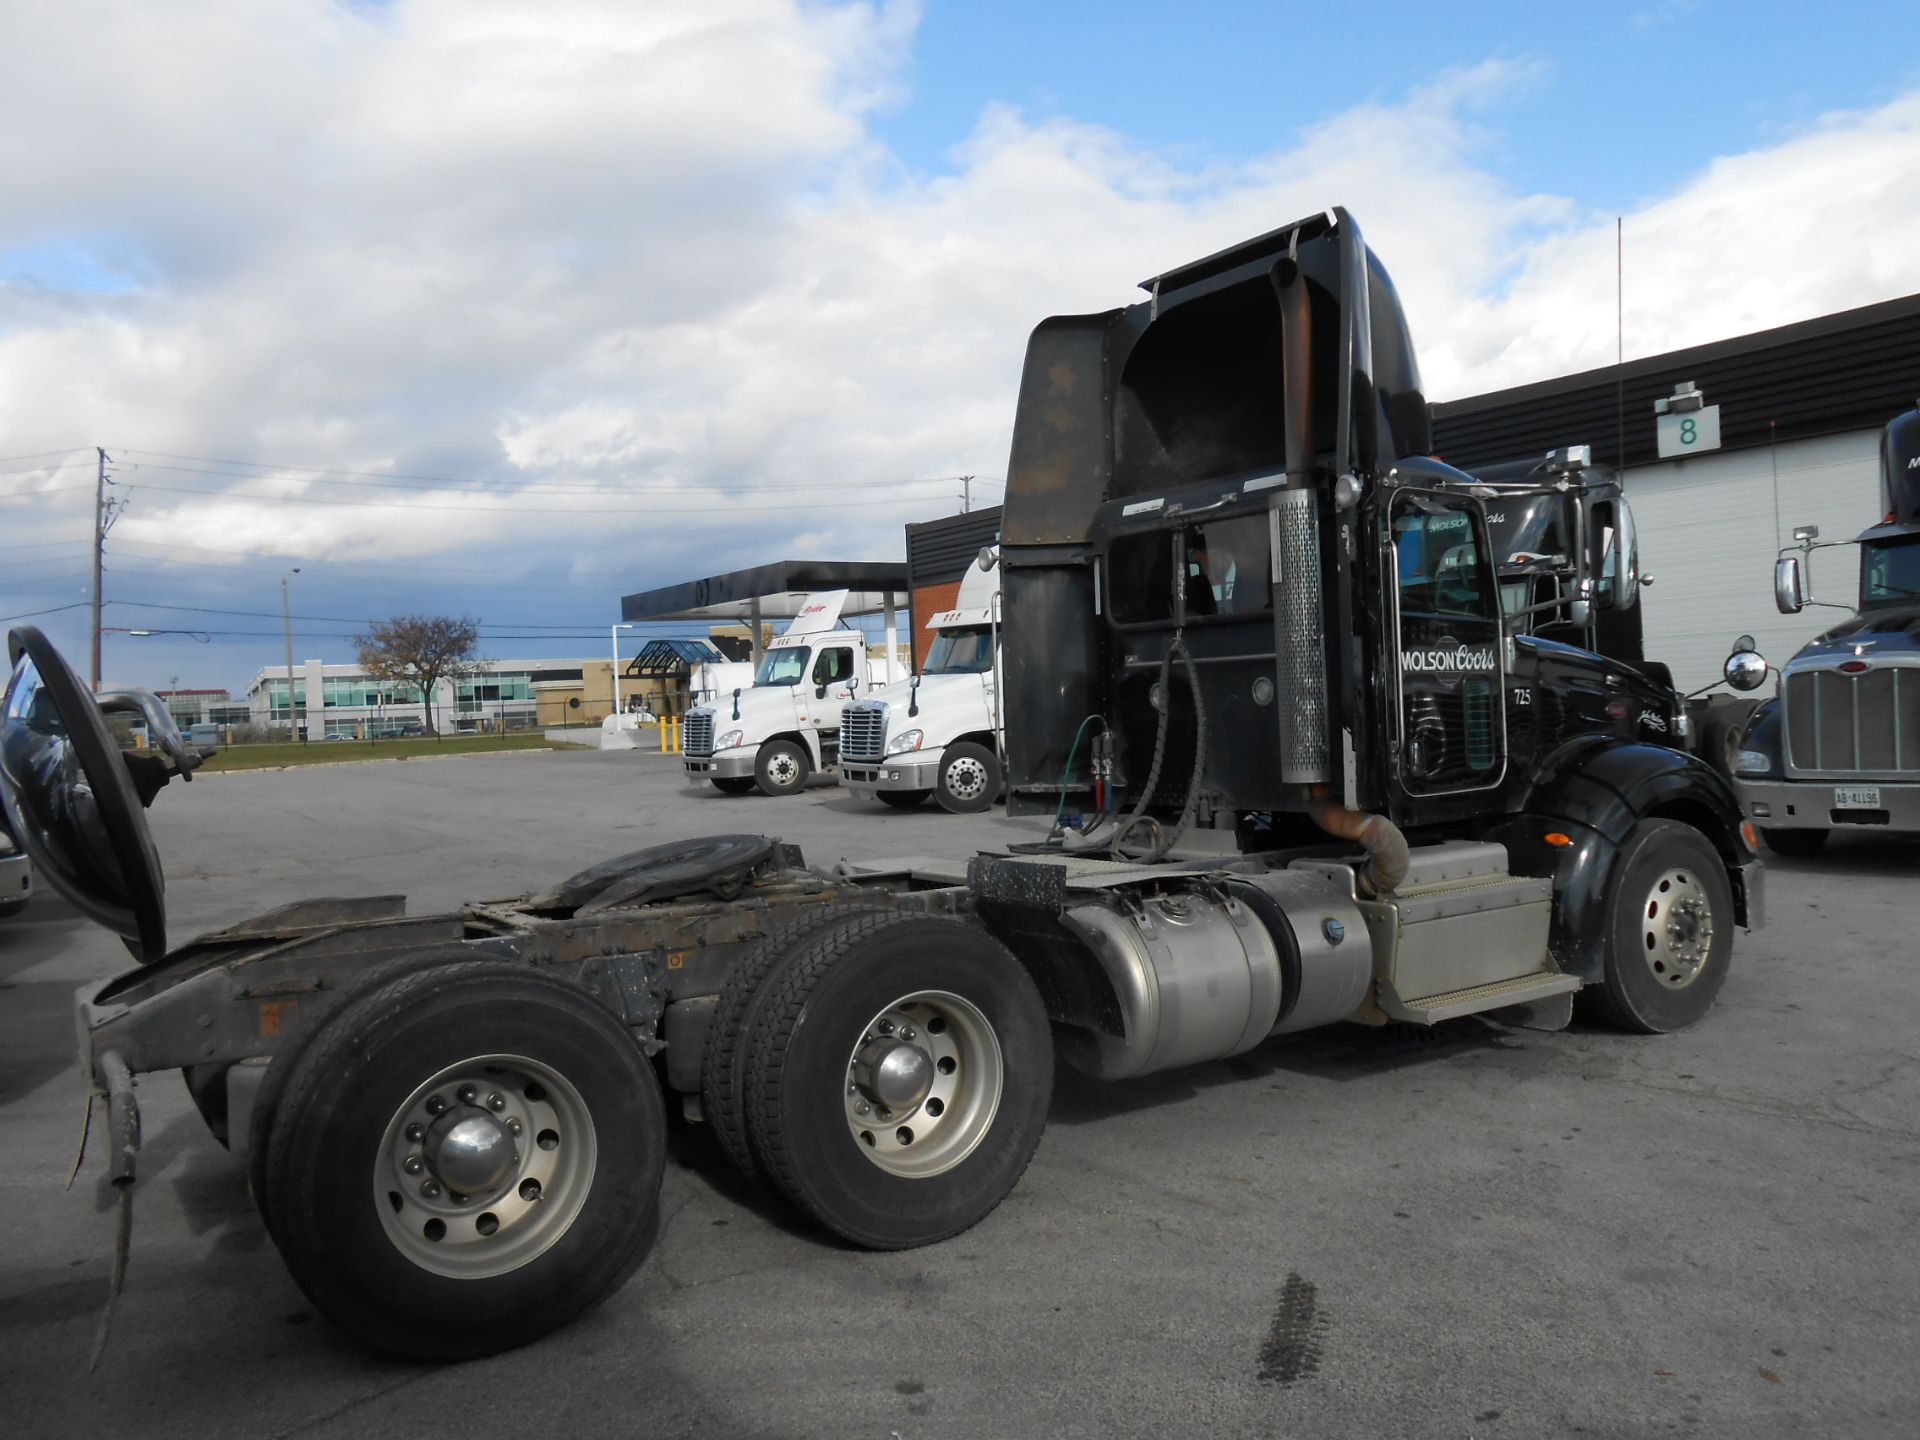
1379,970,1581,1025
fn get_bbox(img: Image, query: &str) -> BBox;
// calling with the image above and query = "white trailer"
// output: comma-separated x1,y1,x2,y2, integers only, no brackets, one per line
840,550,1005,813
681,590,901,796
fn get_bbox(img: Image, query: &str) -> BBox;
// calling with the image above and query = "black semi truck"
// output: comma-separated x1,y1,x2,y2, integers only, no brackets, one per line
1735,401,1920,851
1,207,1762,1362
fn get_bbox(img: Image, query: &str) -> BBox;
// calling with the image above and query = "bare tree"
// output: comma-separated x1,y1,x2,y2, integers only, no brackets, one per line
353,615,482,736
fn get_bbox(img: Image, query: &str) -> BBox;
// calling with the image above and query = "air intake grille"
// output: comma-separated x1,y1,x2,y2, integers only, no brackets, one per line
684,712,715,757
1273,488,1330,783
1784,666,1920,776
840,703,888,762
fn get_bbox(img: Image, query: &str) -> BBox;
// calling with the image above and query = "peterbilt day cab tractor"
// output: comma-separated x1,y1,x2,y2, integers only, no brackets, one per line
1735,401,1920,852
681,589,900,796
5,207,1761,1365
840,549,1005,813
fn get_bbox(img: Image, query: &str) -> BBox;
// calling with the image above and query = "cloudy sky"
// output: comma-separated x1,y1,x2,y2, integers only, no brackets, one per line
3,0,1918,693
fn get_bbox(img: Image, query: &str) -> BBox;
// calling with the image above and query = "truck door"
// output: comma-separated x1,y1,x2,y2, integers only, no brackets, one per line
1387,489,1507,799
809,644,859,749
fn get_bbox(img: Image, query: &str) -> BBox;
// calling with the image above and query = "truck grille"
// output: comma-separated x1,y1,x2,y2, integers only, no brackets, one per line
1784,666,1920,776
684,712,715,757
840,703,888,763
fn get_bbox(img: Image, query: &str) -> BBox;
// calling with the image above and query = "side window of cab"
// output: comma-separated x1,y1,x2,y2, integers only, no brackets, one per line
812,647,855,685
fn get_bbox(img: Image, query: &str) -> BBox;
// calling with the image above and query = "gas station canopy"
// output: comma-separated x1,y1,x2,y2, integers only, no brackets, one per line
620,560,909,624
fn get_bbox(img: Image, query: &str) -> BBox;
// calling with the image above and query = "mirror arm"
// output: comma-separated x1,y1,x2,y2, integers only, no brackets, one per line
95,688,203,782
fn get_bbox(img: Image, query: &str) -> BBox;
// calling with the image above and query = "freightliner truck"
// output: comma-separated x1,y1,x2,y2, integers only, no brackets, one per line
681,589,899,796
1734,401,1920,852
840,549,1005,813
3,207,1762,1363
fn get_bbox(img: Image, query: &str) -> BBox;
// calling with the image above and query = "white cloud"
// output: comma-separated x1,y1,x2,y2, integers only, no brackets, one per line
2,1,1918,690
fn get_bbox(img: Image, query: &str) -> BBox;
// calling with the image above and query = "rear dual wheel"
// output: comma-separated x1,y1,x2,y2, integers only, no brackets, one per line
739,913,1052,1249
258,960,666,1360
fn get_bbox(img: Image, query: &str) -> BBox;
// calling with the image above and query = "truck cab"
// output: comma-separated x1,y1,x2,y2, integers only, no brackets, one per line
840,550,1004,813
1736,402,1920,852
682,590,897,796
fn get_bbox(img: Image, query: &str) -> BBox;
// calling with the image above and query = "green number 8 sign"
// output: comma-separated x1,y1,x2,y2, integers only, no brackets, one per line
1679,417,1698,445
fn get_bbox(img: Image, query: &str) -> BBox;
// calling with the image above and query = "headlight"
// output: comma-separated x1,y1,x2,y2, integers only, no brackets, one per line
1735,749,1771,776
885,729,924,755
715,730,745,750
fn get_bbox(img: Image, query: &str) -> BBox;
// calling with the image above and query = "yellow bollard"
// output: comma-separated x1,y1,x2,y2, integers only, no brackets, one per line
658,716,669,754
669,715,681,754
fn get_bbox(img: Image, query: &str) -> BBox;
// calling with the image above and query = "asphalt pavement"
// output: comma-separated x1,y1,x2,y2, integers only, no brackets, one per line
2,747,1916,1439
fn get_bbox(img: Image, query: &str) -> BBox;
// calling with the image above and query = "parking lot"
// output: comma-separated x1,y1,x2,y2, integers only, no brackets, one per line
3,746,1917,1439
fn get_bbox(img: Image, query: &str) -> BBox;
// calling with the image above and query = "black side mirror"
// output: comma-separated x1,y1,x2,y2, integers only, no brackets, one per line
814,684,827,700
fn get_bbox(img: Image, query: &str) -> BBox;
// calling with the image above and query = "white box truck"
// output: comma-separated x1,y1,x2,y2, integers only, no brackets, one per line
840,549,1004,813
681,590,900,796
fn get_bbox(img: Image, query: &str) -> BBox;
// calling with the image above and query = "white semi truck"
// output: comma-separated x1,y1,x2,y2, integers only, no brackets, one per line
840,549,1005,813
682,590,900,796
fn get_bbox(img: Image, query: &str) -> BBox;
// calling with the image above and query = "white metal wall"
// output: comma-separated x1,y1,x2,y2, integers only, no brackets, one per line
1625,429,1882,690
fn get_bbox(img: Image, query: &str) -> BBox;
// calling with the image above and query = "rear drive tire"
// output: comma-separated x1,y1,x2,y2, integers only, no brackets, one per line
262,961,666,1360
745,913,1051,1249
1759,827,1828,857
876,789,931,809
699,905,897,1180
934,742,1000,815
1581,819,1734,1034
754,740,811,797
710,777,756,795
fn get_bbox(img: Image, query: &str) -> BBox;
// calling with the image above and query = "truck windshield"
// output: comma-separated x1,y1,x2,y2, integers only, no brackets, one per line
754,647,810,687
924,626,993,674
1863,536,1920,603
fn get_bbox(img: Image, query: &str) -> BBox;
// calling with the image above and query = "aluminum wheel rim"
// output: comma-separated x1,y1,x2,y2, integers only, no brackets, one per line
767,752,801,787
843,990,1002,1178
373,1053,597,1279
1641,867,1715,988
945,756,989,802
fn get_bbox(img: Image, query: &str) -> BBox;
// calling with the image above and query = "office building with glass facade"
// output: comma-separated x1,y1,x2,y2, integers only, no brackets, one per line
245,658,591,738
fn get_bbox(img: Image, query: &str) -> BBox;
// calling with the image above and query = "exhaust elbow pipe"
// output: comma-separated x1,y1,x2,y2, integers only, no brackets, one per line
1306,787,1410,895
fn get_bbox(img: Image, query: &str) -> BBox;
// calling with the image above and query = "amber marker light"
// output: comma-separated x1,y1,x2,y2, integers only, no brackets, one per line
1544,832,1573,847
1741,822,1759,852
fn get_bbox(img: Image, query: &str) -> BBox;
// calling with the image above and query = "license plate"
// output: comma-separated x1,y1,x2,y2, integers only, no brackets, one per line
1834,785,1881,808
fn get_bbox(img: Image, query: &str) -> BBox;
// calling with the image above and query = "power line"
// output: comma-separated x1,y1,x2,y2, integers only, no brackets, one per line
116,477,967,516
0,601,91,622
0,447,87,464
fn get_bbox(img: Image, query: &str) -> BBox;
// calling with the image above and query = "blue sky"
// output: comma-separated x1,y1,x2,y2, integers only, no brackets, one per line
3,0,1919,695
878,2,1914,213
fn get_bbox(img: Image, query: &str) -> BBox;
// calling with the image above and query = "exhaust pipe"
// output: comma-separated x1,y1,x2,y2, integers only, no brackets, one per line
1305,786,1409,895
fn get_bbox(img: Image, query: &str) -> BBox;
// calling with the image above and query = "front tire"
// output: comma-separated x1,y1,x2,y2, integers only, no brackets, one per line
710,777,756,795
745,913,1051,1249
935,742,1000,815
1581,819,1734,1034
754,740,812,797
1760,827,1828,857
876,789,931,809
261,961,666,1360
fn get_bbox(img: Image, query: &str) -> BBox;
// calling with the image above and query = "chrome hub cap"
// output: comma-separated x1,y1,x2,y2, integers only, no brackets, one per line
374,1053,597,1279
768,754,800,785
945,756,988,801
1642,867,1715,987
843,991,1002,1179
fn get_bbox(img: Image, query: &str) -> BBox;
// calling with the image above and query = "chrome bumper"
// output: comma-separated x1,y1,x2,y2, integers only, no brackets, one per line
683,750,757,781
1736,778,1920,834
841,755,939,795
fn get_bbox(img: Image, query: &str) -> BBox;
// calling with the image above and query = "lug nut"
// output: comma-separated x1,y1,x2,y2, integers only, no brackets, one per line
421,1180,442,1199
487,1093,506,1112
877,1020,894,1035
457,1085,477,1104
404,1122,425,1143
900,1026,916,1041
403,1155,424,1176
507,1118,523,1136
425,1095,447,1116
855,1101,870,1116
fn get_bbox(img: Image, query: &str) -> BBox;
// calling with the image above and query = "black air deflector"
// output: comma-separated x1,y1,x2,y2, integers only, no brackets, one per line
529,835,800,914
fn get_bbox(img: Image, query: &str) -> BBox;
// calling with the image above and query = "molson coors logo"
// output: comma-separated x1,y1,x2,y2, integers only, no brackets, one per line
1401,644,1499,674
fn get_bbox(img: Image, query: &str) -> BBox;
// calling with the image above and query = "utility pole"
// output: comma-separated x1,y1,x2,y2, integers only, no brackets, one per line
959,474,974,513
91,448,107,691
282,570,304,744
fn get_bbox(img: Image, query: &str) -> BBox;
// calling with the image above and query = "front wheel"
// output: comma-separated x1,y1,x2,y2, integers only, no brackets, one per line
710,777,756,795
754,740,812,797
1581,819,1734,1034
745,913,1052,1249
261,961,667,1360
935,742,1000,815
1760,827,1827,857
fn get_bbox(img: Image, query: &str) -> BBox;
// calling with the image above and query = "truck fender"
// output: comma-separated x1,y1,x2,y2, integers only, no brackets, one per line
768,729,823,768
1482,737,1759,982
1737,696,1784,772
